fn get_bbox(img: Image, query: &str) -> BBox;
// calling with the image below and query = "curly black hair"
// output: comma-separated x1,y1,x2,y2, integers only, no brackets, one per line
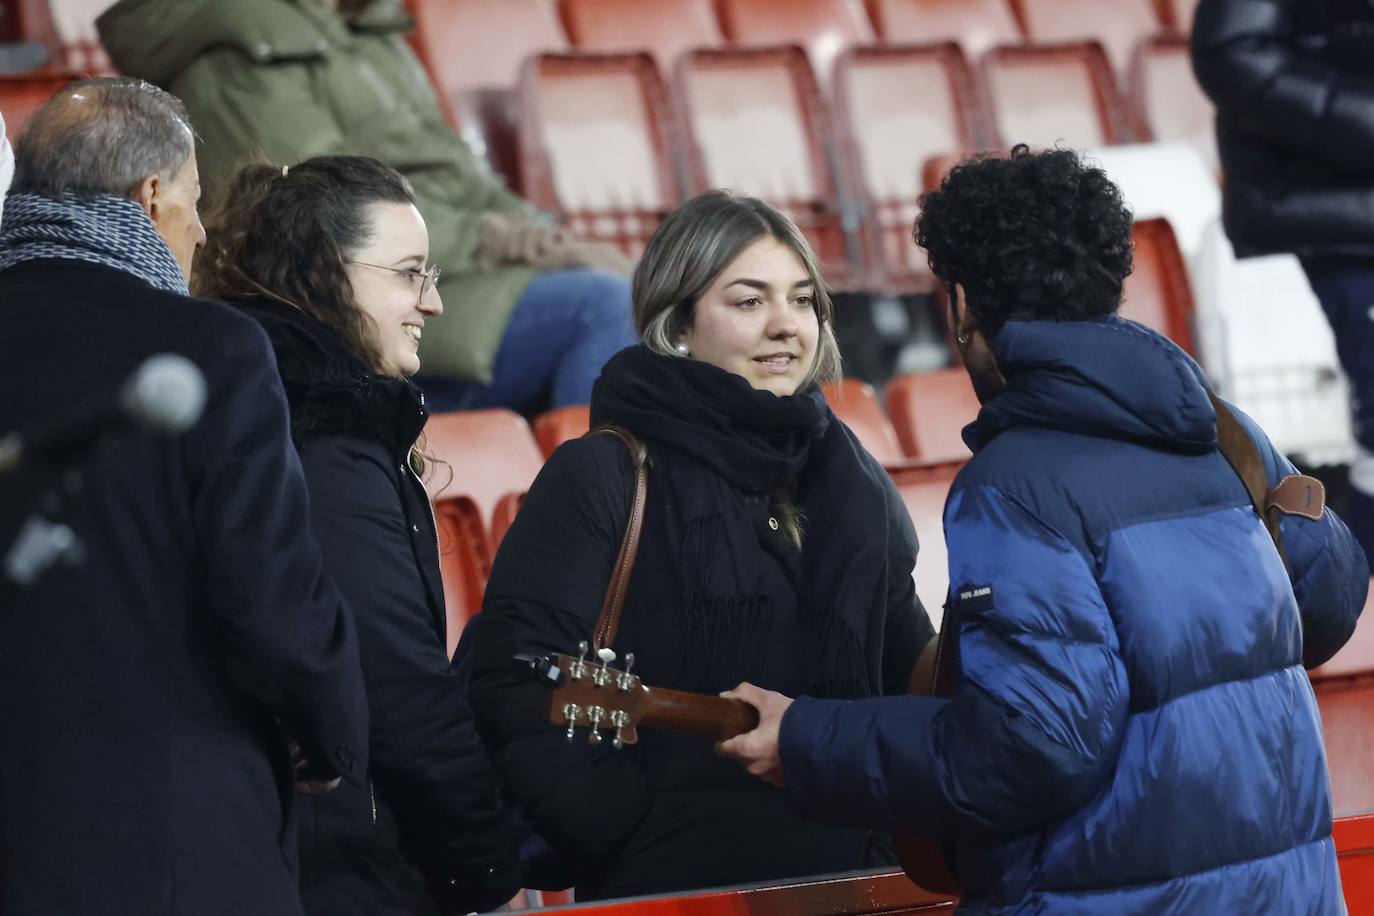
914,145,1134,336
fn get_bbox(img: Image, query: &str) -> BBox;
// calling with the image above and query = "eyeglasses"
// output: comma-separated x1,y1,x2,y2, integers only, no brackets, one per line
350,261,443,304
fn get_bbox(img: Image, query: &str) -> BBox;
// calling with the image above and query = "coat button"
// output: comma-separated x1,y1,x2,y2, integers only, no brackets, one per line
768,517,779,531
412,524,420,533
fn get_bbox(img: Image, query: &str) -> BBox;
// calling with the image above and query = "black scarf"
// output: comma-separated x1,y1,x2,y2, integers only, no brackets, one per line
591,346,905,698
234,297,427,457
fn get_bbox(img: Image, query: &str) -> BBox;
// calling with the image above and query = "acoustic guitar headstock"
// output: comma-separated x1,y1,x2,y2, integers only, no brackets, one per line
544,642,647,748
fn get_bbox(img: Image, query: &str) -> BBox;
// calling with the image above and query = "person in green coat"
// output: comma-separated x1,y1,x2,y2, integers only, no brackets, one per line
97,0,635,412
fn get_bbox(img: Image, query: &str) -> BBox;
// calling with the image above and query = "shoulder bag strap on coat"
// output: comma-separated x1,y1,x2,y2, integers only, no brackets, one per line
585,425,649,651
1208,391,1326,571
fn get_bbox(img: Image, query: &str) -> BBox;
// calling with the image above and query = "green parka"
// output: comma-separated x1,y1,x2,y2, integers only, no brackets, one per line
98,0,538,383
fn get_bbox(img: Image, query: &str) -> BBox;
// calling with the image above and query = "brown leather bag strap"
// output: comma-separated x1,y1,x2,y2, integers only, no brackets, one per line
586,426,649,651
1208,392,1331,571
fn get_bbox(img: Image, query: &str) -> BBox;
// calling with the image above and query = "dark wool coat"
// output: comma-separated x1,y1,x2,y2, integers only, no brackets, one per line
0,262,368,916
1192,0,1374,258
466,350,934,902
237,299,521,916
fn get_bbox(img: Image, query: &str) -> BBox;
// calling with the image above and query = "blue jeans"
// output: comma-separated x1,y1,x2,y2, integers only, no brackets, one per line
1301,259,1374,556
418,269,635,412
1301,259,1374,453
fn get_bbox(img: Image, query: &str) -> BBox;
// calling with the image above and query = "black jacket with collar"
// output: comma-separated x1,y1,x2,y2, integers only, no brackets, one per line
1192,0,1374,258
237,298,520,916
0,263,368,916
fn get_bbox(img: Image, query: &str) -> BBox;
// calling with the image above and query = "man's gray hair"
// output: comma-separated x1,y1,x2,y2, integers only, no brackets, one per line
12,77,195,198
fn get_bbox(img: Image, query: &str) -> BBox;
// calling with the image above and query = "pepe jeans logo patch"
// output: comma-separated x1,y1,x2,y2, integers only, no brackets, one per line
956,584,995,613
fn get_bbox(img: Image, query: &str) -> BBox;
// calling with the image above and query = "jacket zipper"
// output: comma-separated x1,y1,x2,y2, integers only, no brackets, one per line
407,447,442,562
368,778,377,826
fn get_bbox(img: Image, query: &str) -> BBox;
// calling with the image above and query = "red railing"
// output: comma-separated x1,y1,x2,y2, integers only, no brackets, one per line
524,813,1374,915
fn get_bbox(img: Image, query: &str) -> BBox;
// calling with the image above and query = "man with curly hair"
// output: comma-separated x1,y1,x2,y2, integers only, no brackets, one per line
720,146,1368,913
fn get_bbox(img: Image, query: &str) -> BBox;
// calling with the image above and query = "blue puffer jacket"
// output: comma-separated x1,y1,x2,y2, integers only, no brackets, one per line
780,317,1368,914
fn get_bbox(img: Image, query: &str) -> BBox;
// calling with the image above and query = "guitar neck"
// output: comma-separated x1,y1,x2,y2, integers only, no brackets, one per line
639,686,760,742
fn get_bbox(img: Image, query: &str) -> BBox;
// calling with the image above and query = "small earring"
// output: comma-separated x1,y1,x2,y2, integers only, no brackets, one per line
956,333,969,346
675,342,690,355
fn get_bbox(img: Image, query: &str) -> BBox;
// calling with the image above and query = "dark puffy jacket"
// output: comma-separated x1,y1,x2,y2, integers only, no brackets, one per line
1192,0,1374,258
238,299,520,915
781,317,1368,914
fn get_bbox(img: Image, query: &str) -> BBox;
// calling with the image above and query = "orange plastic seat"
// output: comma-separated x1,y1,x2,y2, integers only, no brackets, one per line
715,0,875,84
422,409,546,552
434,496,491,657
516,52,681,259
7,0,114,73
0,72,72,136
980,42,1133,149
822,379,906,467
885,369,978,464
675,46,852,285
1121,218,1197,356
531,405,592,458
1160,0,1199,37
865,0,1024,60
832,43,986,290
891,460,965,619
1009,0,1163,75
561,0,723,71
1130,36,1217,173
407,0,568,190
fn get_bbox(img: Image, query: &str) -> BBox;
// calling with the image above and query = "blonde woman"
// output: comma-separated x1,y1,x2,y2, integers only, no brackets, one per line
467,190,936,901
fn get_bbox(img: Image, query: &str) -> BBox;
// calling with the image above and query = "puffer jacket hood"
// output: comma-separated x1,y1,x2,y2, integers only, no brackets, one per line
96,0,411,88
967,317,1217,454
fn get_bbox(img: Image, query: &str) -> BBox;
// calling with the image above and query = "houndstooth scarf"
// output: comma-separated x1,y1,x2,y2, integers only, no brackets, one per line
0,192,188,295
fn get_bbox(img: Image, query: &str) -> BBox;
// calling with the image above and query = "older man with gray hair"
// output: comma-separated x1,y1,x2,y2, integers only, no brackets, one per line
0,78,368,916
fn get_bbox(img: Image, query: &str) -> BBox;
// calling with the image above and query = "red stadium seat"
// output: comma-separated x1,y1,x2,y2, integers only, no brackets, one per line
0,72,71,136
865,0,1024,60
714,0,875,84
1122,218,1197,356
531,405,591,458
1313,599,1374,827
675,46,853,285
832,43,986,290
6,0,113,73
1130,36,1217,173
1009,0,1164,75
561,0,723,70
822,378,906,467
892,459,964,620
981,42,1133,149
407,0,569,190
422,409,546,552
434,496,490,656
1157,0,1199,36
516,52,681,259
885,369,978,464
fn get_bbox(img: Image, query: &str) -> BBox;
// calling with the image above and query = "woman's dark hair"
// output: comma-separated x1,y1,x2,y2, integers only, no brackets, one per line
914,145,1134,336
194,155,416,372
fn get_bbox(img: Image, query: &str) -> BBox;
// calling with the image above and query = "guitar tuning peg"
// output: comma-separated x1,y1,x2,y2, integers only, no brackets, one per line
586,705,605,744
611,709,630,749
570,641,590,680
593,647,617,687
562,703,581,742
617,653,636,692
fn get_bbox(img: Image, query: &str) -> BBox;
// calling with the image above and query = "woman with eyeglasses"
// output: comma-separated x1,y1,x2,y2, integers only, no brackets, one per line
195,155,520,916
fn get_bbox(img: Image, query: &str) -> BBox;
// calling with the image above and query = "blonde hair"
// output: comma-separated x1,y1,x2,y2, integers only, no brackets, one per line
634,190,841,388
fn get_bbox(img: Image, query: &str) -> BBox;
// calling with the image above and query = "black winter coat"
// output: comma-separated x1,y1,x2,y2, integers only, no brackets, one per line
1192,0,1374,258
238,299,520,916
467,353,930,901
0,263,368,916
